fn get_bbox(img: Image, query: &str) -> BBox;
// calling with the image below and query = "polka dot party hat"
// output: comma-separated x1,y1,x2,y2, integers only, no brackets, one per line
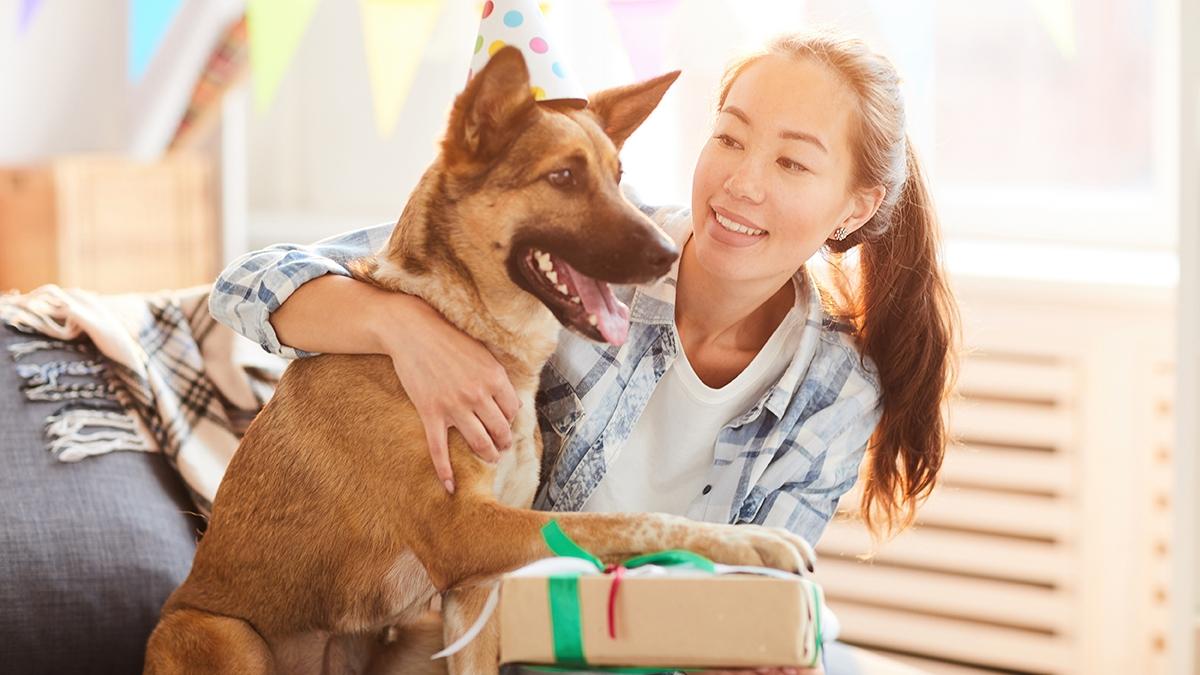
469,0,588,107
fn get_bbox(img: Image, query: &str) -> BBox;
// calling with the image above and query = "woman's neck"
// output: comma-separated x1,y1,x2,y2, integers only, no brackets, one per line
674,238,797,355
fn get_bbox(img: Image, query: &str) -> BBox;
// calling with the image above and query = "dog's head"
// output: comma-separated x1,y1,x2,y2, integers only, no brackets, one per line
437,47,680,346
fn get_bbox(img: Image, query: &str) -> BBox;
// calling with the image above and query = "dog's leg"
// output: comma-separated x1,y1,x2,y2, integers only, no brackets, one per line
419,499,812,592
365,609,449,675
441,585,502,675
144,608,274,675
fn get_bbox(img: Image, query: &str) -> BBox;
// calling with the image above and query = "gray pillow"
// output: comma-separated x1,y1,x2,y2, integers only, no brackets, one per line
0,327,202,675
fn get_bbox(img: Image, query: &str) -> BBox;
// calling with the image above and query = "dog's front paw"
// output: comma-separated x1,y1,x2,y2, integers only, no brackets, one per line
691,524,816,575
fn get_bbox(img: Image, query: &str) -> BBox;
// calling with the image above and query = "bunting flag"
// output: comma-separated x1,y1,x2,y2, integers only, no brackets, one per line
247,0,319,111
359,0,443,138
1028,0,1076,58
17,0,42,35
128,0,185,82
606,0,680,80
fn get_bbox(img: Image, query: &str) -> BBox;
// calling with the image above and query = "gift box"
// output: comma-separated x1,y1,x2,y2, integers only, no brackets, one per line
499,570,824,671
436,521,829,672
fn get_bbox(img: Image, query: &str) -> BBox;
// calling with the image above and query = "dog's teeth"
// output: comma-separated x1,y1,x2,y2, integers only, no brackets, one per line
571,296,581,304
556,284,569,295
537,256,553,272
545,270,558,283
587,314,598,326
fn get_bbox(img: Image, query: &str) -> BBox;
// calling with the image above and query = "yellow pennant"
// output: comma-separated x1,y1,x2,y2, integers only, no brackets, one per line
360,0,444,138
247,0,320,111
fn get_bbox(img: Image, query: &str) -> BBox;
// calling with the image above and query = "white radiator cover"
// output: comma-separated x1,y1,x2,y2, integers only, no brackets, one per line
814,274,1175,674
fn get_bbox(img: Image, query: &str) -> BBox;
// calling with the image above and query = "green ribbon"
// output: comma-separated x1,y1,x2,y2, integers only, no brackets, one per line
536,520,823,673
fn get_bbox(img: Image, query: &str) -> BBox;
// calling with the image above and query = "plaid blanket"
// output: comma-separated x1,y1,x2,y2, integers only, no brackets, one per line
0,284,286,517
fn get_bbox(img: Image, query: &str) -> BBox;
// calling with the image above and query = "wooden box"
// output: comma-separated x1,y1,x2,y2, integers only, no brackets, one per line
0,155,218,293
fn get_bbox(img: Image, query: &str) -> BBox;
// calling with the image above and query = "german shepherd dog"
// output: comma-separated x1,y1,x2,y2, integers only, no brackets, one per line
144,47,814,674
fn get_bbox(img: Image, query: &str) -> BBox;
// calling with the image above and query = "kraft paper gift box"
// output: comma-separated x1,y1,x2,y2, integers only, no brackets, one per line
463,521,829,672
498,571,827,671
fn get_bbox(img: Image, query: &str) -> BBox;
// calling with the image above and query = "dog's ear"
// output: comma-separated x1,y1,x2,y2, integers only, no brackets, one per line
443,46,539,168
586,70,681,150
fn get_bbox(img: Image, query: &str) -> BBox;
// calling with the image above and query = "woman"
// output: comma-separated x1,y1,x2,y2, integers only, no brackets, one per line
212,30,957,675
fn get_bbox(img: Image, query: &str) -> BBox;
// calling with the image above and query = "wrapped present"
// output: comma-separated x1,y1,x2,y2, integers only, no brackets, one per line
435,521,832,673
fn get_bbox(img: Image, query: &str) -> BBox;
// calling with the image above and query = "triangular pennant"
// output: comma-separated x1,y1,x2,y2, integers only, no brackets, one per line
247,0,320,111
17,0,43,35
128,0,184,81
1028,0,1076,58
606,0,680,80
360,0,442,138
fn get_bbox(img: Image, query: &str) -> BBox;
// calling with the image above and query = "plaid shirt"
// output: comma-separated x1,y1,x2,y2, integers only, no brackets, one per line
210,201,883,546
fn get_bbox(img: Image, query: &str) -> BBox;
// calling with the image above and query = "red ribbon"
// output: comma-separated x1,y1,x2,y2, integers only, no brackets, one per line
605,564,626,639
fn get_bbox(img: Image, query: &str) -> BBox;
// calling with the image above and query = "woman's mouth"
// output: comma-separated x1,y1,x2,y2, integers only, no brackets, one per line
707,208,768,247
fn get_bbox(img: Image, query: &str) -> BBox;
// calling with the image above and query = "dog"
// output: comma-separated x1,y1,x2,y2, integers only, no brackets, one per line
144,47,814,675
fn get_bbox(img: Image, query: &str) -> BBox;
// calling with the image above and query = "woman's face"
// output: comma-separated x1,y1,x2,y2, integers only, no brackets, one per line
690,54,881,284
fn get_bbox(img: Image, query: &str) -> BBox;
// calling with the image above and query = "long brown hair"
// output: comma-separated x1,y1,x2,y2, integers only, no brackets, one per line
717,31,960,541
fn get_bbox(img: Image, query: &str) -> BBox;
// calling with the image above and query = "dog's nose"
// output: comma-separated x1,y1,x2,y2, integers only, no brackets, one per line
642,242,679,272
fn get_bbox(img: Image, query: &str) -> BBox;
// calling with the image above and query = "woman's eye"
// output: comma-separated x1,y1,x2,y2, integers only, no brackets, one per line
547,168,576,188
778,157,807,173
715,134,742,149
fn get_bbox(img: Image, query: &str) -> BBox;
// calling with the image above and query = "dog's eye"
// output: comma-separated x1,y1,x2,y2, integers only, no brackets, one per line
547,169,576,189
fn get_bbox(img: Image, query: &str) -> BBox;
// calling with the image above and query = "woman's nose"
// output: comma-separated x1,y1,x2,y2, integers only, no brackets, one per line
723,161,765,204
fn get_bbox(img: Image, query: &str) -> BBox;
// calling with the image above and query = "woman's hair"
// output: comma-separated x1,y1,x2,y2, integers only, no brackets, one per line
716,30,960,541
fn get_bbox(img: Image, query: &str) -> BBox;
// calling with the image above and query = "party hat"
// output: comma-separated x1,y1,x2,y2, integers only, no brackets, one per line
468,0,587,107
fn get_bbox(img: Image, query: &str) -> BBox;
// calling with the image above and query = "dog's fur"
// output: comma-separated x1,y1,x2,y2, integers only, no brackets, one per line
144,48,814,675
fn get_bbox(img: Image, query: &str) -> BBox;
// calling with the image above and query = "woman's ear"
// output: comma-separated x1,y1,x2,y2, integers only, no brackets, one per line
838,185,887,236
586,70,681,150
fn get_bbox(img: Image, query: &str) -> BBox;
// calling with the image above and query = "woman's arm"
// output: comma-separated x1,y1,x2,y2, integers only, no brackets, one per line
209,223,520,492
209,223,395,358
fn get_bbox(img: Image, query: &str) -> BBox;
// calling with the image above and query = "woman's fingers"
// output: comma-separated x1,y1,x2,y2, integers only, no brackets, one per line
451,411,500,463
474,399,514,454
421,417,456,494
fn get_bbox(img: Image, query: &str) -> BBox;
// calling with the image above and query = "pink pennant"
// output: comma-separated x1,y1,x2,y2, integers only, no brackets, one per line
607,0,680,80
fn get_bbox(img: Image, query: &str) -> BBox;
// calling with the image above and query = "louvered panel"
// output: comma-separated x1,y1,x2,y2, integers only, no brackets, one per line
833,603,1070,673
940,444,1072,494
915,489,1070,540
950,398,1073,450
956,356,1075,403
836,483,1070,540
1140,364,1175,670
816,559,1069,632
818,521,1068,586
884,652,1012,675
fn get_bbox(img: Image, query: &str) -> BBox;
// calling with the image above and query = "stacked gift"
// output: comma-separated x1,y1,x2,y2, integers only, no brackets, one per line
439,521,833,673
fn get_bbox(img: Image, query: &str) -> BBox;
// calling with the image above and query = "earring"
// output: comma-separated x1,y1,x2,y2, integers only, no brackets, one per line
833,227,848,241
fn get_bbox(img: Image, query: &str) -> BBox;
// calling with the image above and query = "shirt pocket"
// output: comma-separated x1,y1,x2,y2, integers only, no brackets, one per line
536,361,585,437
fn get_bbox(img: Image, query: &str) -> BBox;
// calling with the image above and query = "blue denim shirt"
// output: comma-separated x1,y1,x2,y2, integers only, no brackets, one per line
209,199,883,547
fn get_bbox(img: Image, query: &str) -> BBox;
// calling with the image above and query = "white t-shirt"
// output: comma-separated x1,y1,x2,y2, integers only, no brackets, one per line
582,285,807,515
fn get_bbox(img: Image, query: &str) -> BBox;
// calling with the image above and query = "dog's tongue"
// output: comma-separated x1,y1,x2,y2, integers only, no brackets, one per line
560,264,631,345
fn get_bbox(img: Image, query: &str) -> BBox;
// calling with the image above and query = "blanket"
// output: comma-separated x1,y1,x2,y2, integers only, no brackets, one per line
0,284,286,517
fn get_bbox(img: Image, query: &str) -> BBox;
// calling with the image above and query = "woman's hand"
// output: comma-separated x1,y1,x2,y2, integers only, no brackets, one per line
373,293,521,494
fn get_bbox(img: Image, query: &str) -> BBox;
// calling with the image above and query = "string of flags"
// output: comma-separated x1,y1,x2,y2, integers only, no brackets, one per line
13,0,1077,138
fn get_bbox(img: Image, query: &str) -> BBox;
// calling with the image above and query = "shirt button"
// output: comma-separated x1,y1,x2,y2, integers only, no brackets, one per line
702,485,712,495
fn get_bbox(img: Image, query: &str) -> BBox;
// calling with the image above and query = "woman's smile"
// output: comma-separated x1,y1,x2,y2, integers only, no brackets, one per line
706,205,769,248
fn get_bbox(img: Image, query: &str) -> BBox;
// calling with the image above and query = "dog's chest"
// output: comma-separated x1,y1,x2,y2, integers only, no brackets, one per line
490,390,541,508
